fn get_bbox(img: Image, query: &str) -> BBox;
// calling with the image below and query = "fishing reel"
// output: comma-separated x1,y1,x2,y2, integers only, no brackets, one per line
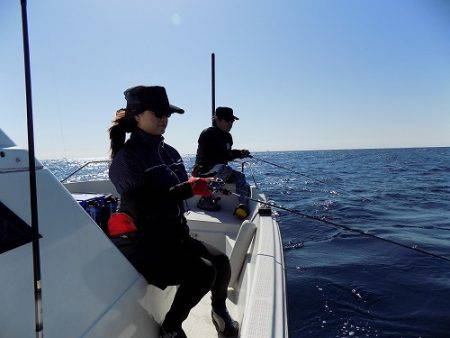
208,177,229,195
206,164,235,195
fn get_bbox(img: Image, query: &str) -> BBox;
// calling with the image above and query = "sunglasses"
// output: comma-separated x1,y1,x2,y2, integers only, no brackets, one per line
153,111,172,118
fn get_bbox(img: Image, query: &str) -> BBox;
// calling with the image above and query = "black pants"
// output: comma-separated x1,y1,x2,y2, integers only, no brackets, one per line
162,236,231,328
113,234,231,328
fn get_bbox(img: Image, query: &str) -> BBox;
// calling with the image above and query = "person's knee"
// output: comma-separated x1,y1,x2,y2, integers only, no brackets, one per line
193,258,217,289
234,171,249,187
234,170,245,180
215,253,231,275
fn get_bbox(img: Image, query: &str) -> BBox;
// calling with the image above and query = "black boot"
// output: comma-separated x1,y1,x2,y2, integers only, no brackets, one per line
160,322,187,338
211,307,239,337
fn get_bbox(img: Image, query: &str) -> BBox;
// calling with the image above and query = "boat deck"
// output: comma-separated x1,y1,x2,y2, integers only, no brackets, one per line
182,198,244,337
183,292,238,337
183,200,242,337
58,180,286,338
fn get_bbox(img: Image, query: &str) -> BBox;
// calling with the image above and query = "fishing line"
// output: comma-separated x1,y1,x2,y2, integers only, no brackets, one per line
244,156,450,235
223,189,450,263
237,158,328,197
249,155,372,202
50,63,68,159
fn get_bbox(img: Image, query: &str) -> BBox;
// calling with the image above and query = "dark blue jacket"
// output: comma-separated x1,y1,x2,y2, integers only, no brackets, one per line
193,126,243,175
109,129,192,246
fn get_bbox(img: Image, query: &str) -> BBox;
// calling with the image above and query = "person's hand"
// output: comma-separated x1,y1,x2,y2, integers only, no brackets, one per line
188,177,212,196
240,149,251,158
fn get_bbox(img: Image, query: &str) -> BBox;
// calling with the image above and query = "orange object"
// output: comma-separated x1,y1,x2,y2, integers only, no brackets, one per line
108,212,137,237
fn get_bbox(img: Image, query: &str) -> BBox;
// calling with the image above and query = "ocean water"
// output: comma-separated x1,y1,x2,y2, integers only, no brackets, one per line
44,147,450,337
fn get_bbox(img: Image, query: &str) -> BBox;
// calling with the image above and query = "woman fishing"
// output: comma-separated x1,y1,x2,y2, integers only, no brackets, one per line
108,86,239,338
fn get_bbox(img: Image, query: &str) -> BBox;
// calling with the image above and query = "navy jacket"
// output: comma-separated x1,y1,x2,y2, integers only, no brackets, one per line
193,126,242,175
109,129,192,246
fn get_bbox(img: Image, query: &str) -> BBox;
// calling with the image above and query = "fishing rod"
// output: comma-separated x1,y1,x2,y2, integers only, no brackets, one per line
249,155,372,202
220,188,450,263
19,0,44,337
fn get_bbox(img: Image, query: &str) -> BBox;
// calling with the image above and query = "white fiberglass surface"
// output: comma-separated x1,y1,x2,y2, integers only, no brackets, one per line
0,168,149,338
0,128,15,148
58,180,288,337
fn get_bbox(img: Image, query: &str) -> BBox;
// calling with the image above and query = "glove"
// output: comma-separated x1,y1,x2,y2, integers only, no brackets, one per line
240,149,251,158
188,177,212,196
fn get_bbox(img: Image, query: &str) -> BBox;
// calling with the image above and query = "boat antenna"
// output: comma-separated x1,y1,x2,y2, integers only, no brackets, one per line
19,0,44,336
223,189,450,263
211,52,215,126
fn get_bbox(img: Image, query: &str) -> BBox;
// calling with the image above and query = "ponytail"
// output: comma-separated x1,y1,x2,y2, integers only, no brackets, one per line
109,109,138,159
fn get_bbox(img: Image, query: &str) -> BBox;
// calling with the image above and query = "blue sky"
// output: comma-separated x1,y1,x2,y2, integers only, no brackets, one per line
1,0,449,159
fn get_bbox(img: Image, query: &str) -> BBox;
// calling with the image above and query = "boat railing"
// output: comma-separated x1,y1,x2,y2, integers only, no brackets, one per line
60,160,111,183
237,160,259,189
61,158,260,189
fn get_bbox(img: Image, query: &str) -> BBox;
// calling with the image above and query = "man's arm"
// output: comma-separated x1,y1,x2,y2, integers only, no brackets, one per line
229,149,251,160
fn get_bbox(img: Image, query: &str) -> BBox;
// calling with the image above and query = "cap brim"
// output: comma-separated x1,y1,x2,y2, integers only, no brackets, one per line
221,116,239,121
169,104,185,114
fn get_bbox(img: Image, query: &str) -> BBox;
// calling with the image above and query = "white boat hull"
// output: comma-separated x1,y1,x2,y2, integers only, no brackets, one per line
0,128,288,337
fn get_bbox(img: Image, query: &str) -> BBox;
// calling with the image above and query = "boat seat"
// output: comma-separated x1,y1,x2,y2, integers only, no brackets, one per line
228,220,257,287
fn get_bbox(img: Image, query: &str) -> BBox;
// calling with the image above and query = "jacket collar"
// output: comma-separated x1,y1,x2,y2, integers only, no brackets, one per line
213,125,230,136
130,128,164,147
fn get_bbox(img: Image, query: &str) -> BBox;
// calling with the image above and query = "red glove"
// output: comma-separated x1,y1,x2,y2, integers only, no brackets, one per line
188,177,212,196
108,212,137,237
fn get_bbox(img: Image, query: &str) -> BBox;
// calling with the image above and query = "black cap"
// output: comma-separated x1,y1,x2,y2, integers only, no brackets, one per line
124,86,184,115
215,107,239,121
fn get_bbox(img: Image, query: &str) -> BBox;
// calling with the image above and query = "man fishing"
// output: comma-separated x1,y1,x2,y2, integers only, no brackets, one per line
192,106,252,219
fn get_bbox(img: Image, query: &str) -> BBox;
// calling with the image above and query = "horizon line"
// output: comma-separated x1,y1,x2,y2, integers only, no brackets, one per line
38,144,450,161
